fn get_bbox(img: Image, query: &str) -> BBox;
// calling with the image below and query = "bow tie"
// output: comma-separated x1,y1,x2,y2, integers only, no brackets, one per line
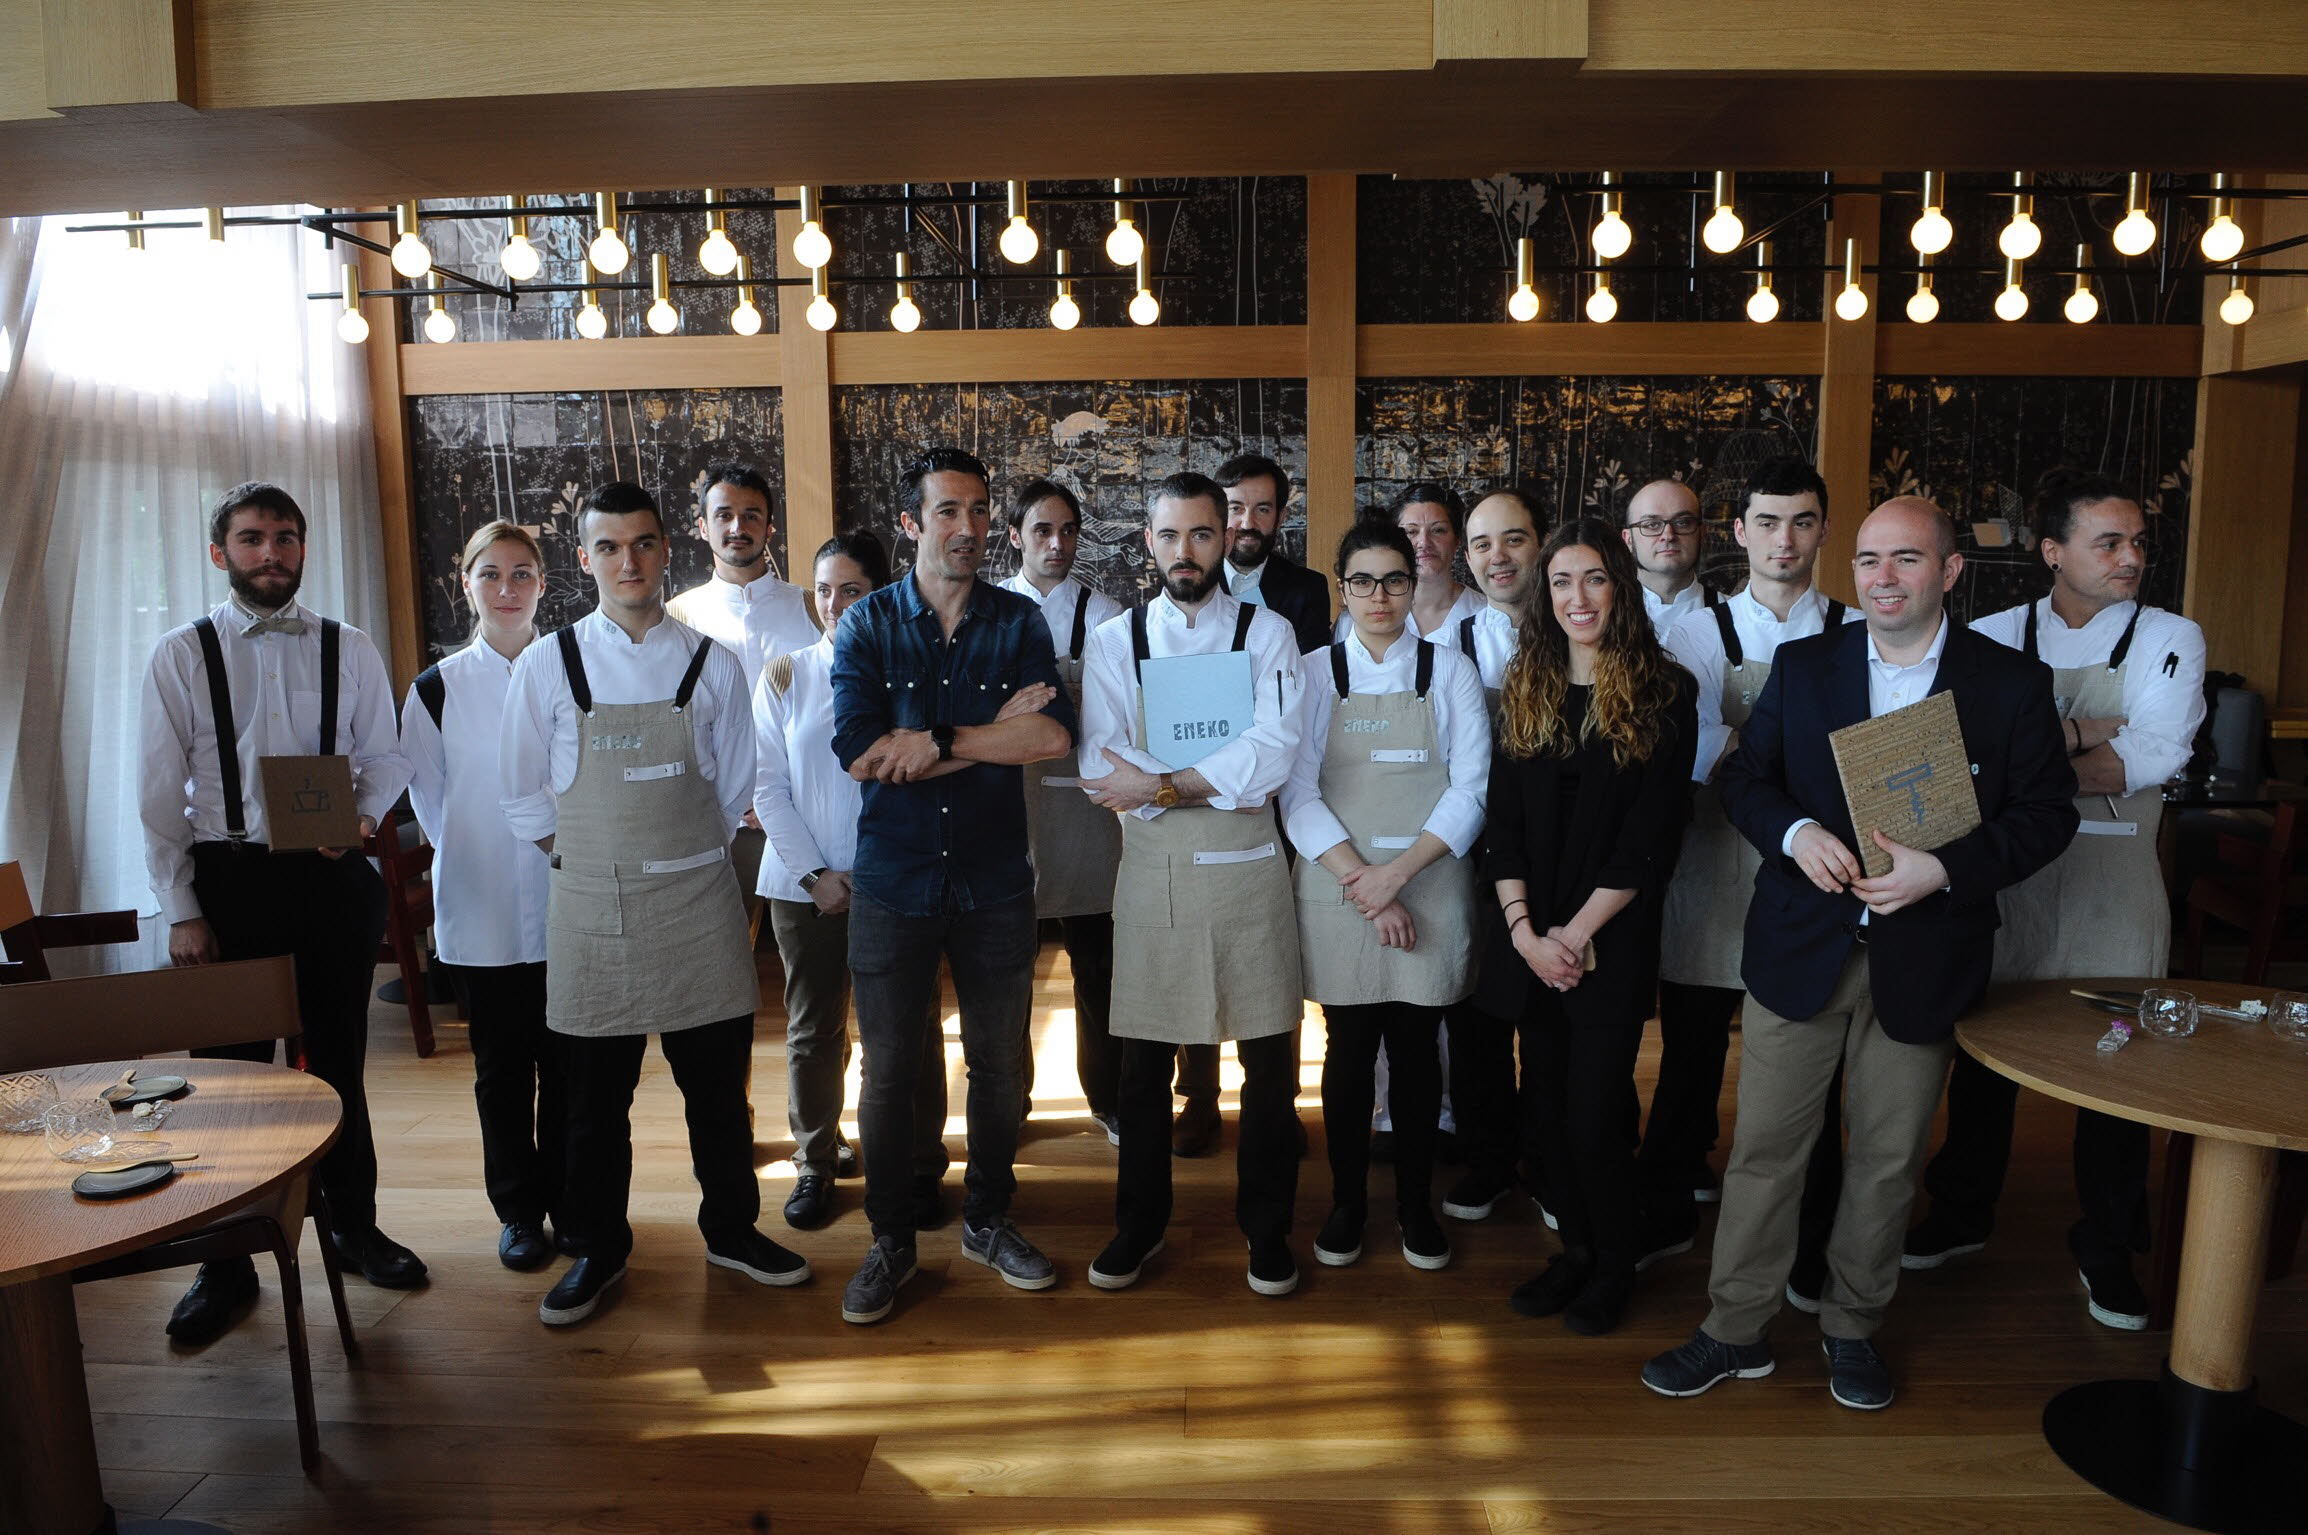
243,614,307,637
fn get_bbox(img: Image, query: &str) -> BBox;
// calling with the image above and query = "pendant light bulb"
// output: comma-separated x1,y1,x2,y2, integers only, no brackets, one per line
1906,277,1938,325
697,190,740,276
335,264,367,345
391,201,431,278
1047,248,1078,330
422,273,456,343
1591,172,1631,260
589,193,630,275
1702,172,1743,254
498,195,541,281
2220,275,2254,326
1745,242,1777,323
731,299,763,336
1105,181,1143,266
1908,172,1952,256
2112,173,2156,257
645,301,679,335
2064,246,2098,323
1507,236,1540,322
1585,274,1617,324
1833,237,1868,321
1994,258,2029,322
644,252,680,335
2202,214,2245,264
576,261,608,339
805,265,836,332
1998,211,2041,260
890,250,921,332
999,181,1039,264
1129,249,1159,325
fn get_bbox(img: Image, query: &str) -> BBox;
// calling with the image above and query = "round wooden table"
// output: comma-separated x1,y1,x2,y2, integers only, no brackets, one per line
0,1059,340,1535
1958,978,2308,1535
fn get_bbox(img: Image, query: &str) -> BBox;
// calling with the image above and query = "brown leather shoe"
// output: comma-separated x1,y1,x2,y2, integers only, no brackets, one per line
1171,1096,1222,1158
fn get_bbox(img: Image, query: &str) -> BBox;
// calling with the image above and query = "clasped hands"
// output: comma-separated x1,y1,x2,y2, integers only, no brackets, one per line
1338,858,1416,953
1513,920,1586,992
850,683,1055,783
1791,823,1948,916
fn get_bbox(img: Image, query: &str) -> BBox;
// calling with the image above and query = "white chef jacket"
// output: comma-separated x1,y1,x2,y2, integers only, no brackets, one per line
1643,579,1713,642
1079,589,1305,821
1664,585,1863,781
666,571,820,685
402,639,551,966
139,598,410,925
999,573,1124,659
1456,604,1520,691
750,631,861,903
499,610,755,843
1281,632,1491,860
1331,583,1486,646
1972,599,2206,796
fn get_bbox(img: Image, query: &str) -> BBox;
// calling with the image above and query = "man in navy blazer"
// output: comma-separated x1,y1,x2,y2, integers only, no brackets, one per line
1642,497,2077,1412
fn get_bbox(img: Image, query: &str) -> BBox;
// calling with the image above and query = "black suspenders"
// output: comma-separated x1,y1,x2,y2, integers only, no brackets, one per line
673,639,714,710
1458,613,1478,658
2024,600,2141,670
1328,638,1436,701
556,627,593,714
1068,585,1090,661
1131,600,1256,683
192,613,340,842
1715,597,1848,671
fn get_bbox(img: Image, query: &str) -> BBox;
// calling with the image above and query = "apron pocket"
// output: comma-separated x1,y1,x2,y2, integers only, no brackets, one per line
1114,851,1173,929
552,868,625,937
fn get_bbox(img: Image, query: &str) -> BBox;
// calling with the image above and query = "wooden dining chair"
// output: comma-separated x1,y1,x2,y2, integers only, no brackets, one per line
2180,800,2305,983
0,860,140,986
0,956,356,1473
366,808,440,1057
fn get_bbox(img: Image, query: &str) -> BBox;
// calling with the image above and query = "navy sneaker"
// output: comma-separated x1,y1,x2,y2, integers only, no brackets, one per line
1641,1329,1776,1397
1823,1335,1895,1410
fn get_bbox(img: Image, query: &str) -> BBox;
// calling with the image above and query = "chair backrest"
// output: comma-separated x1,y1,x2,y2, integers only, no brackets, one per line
0,955,300,1073
2211,687,2268,789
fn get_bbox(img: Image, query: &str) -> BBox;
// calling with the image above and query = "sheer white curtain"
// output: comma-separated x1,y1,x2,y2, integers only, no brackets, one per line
0,208,387,970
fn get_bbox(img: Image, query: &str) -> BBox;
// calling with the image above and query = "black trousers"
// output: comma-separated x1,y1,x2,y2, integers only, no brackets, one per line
190,842,387,1234
1519,988,1643,1274
1062,914,1120,1118
558,1013,759,1266
1117,1033,1298,1243
1445,1000,1519,1184
447,961,567,1228
1637,979,1744,1212
1323,1001,1441,1215
1176,1042,1222,1102
1922,1047,2150,1266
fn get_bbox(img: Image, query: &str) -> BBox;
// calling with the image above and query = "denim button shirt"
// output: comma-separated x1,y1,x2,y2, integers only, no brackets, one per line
832,572,1077,916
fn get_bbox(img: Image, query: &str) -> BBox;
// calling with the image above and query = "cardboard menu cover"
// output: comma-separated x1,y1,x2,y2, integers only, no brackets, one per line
257,755,363,851
1828,691,1981,879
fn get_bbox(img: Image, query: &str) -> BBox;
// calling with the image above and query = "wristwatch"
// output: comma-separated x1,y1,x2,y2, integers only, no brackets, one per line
1152,772,1180,810
931,723,956,761
799,867,828,893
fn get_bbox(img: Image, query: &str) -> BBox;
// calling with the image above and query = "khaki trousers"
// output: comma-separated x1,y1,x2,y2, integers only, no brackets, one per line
1703,950,1953,1344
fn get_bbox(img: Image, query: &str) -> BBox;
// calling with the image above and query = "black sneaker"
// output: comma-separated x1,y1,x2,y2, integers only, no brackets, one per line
164,1257,259,1345
498,1221,553,1271
960,1217,1057,1291
1247,1237,1299,1296
1088,1232,1165,1291
539,1257,625,1326
1508,1252,1590,1319
1785,1246,1826,1315
1823,1335,1895,1410
1399,1209,1452,1271
331,1226,429,1289
2078,1259,2151,1331
1634,1213,1698,1274
1563,1270,1632,1336
841,1235,917,1325
1900,1210,1988,1271
1442,1168,1511,1222
1314,1205,1365,1267
706,1229,812,1287
1641,1328,1776,1397
784,1174,835,1230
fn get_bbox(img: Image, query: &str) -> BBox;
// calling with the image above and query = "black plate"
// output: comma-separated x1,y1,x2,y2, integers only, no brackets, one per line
72,1161,179,1198
103,1075,191,1107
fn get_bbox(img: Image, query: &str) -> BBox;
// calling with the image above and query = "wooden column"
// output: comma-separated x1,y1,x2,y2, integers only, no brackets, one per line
775,189,836,575
2184,370,2304,690
1303,174,1355,619
355,228,423,688
1814,171,1881,605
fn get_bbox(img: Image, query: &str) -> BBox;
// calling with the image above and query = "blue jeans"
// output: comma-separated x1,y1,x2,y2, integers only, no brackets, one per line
849,888,1037,1241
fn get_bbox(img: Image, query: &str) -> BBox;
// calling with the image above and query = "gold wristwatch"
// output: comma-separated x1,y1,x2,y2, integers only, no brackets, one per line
1152,773,1180,810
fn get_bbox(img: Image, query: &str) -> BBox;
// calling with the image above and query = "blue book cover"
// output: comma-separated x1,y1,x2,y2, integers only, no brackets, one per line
1139,650,1255,771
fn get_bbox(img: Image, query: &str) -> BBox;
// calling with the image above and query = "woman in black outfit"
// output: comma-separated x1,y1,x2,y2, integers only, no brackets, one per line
1484,516,1697,1336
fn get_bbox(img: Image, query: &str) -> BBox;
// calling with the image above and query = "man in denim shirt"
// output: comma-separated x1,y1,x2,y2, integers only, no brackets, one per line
831,447,1077,1323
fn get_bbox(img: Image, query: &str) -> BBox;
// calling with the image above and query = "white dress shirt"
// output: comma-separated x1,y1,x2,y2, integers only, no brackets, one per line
1281,632,1491,859
402,639,550,966
499,610,755,843
140,598,411,925
1330,583,1486,646
1781,614,1951,868
1457,603,1520,691
666,570,820,684
750,631,861,902
1972,599,2206,795
1225,559,1269,606
1665,586,1863,781
1000,572,1124,658
1643,579,1712,641
1080,589,1305,821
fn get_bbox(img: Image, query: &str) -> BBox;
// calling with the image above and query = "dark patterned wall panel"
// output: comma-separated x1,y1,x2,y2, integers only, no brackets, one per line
831,380,1307,603
1870,375,2197,625
1356,376,1819,591
408,389,785,657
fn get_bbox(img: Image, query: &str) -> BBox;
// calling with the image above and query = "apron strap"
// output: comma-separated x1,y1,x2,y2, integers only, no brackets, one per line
191,616,247,841
1703,584,1721,608
1458,612,1478,658
1713,601,1742,668
673,638,714,710
556,626,593,714
2023,599,2041,661
1068,583,1090,660
319,618,341,757
413,663,446,733
1130,603,1150,684
1230,603,1256,651
1824,598,1846,629
2108,603,2142,670
1329,642,1350,701
1415,638,1434,699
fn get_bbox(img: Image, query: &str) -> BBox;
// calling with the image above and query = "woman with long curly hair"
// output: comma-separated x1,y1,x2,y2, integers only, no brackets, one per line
1482,516,1698,1335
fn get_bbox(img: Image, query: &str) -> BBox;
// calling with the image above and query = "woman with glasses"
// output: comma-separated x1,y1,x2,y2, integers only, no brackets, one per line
1335,481,1487,648
1283,521,1490,1272
1485,517,1696,1335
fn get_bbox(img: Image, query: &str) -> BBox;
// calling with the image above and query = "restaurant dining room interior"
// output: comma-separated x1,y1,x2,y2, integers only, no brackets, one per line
6,2,2308,1533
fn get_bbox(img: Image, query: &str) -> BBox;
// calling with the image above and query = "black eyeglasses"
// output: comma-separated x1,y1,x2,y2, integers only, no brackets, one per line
1341,572,1415,597
1629,514,1701,537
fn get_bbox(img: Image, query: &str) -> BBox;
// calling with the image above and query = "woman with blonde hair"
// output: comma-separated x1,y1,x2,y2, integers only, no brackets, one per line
402,520,566,1271
1483,516,1697,1335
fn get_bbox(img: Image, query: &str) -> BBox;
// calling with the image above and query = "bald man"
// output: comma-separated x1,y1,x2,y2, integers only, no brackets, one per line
1641,497,2077,1413
1623,479,1713,639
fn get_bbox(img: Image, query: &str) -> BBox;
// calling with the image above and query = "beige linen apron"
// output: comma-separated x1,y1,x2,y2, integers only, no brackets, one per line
1659,601,1841,989
1992,603,2168,981
1026,589,1124,919
1295,641,1477,1006
543,627,760,1037
1107,604,1302,1046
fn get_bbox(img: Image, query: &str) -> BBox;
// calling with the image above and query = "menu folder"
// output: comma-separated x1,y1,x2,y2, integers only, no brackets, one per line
257,754,363,851
1827,691,1981,879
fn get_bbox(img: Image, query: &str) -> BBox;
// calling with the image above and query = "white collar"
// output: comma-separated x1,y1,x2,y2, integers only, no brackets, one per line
1732,584,1824,628
1228,559,1268,589
2039,595,2137,634
1154,588,1235,630
1867,613,1949,671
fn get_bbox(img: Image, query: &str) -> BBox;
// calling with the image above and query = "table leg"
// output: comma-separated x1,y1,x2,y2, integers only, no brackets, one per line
2043,1135,2308,1534
0,1273,108,1535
